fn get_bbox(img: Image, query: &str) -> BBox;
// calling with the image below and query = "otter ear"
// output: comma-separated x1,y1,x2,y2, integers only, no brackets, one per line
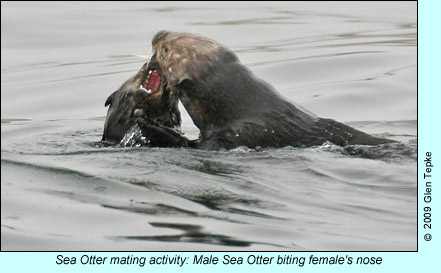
104,91,118,107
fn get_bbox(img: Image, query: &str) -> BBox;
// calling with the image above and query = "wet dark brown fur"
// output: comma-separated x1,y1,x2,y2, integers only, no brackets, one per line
148,30,395,150
102,62,187,147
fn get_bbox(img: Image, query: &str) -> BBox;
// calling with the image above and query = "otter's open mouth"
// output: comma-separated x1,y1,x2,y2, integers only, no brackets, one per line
140,68,162,95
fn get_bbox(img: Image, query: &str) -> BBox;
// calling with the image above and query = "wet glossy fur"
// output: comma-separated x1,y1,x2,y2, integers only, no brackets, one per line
102,63,186,147
149,31,395,150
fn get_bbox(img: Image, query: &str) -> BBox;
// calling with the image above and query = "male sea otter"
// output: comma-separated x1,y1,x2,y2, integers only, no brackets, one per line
102,62,188,147
146,31,394,150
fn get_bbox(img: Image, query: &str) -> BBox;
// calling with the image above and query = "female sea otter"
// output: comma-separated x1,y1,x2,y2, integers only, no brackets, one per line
146,30,394,150
102,62,188,147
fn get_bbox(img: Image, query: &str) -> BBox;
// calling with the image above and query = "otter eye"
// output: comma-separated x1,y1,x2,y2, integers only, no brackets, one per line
163,47,169,55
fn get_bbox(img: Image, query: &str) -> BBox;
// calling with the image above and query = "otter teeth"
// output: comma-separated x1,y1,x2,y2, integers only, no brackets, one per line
139,84,148,92
141,70,158,94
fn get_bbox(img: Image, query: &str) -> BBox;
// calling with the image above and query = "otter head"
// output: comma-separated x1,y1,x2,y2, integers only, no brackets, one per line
102,61,181,143
149,30,238,90
148,31,240,129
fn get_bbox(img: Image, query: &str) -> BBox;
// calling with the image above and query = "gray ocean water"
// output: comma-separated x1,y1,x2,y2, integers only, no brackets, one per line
1,2,416,251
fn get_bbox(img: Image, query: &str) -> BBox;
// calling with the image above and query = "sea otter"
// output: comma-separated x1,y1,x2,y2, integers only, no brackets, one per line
102,62,189,147
146,30,395,150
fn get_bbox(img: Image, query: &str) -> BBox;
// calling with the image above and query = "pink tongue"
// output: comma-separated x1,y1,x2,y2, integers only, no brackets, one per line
147,71,161,93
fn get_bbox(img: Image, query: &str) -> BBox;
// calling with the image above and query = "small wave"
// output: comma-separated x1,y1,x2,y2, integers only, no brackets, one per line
343,141,417,161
